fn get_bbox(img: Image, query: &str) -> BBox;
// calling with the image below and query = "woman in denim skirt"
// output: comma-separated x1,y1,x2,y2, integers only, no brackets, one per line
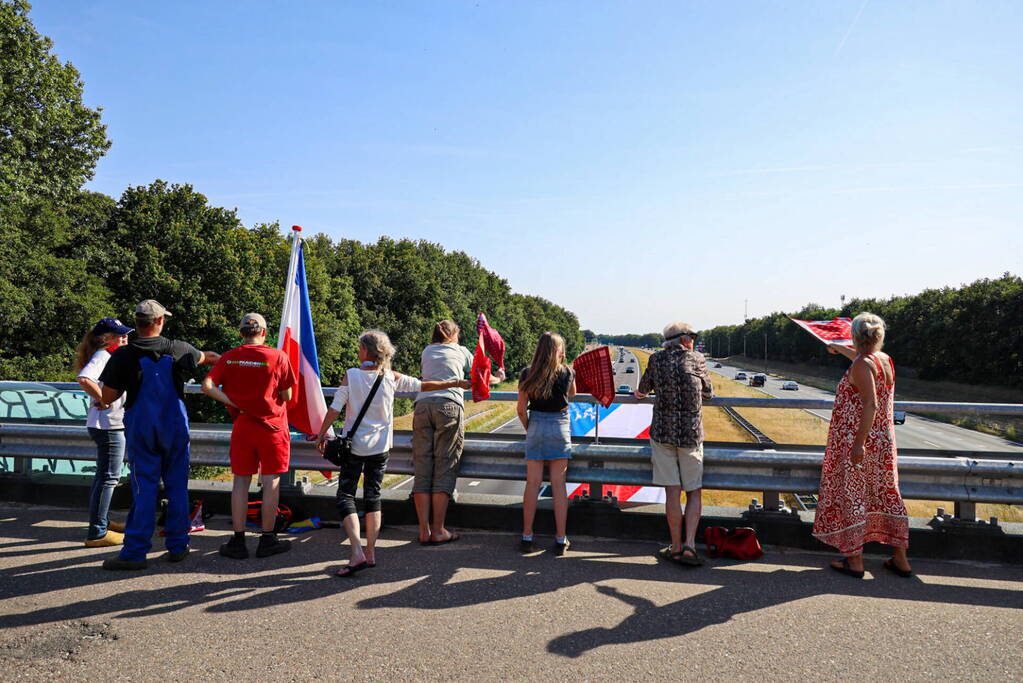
517,332,576,555
75,317,133,547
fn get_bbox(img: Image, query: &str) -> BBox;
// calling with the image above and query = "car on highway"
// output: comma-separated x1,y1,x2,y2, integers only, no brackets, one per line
714,362,722,368
734,372,747,381
781,381,798,391
749,374,766,387
617,384,631,394
893,410,906,425
628,358,635,363
625,366,635,374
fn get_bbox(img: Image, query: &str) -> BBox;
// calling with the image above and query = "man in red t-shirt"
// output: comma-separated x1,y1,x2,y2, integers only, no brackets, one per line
202,313,297,560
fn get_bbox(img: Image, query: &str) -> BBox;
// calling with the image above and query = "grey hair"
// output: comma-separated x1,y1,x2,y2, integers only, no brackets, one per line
359,329,396,371
851,312,885,351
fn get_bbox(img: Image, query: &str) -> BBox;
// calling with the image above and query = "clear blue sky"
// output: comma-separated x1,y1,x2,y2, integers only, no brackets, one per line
32,1,1023,333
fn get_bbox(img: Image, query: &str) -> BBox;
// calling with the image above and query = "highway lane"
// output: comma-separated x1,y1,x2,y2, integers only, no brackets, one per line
708,358,1023,453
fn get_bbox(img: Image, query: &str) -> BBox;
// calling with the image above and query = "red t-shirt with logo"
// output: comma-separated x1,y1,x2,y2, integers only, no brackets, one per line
207,345,297,428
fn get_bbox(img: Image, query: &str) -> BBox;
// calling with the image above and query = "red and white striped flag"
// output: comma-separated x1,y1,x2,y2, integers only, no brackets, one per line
278,226,333,439
789,317,853,346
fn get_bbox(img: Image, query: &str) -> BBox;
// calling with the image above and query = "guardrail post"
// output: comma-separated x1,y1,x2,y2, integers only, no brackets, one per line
762,491,781,512
278,468,311,496
954,500,977,522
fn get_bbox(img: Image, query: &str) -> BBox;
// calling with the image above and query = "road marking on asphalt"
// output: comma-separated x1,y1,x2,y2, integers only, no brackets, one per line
922,440,941,447
389,475,415,489
469,480,480,486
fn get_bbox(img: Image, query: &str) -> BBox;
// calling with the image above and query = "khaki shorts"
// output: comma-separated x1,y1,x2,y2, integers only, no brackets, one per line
650,440,704,491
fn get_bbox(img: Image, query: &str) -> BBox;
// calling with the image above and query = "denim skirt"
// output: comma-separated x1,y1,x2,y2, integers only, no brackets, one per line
525,411,572,461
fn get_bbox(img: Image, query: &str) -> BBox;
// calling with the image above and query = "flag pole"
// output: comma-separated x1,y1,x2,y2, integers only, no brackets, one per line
277,225,303,349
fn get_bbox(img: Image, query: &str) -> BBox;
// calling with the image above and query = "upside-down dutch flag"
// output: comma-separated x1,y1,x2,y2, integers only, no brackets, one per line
278,228,334,440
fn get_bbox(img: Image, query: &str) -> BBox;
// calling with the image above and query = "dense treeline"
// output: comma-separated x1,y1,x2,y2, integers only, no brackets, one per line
582,331,662,348
0,2,584,393
699,274,1023,388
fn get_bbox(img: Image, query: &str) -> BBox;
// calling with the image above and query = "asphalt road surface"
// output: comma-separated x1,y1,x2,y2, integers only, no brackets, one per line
708,358,1023,453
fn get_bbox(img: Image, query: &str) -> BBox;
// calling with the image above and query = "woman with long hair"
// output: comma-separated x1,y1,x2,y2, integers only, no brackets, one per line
75,317,134,547
517,332,576,555
812,312,912,578
315,330,470,577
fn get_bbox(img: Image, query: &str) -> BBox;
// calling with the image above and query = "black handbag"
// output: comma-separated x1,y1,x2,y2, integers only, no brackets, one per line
323,372,384,467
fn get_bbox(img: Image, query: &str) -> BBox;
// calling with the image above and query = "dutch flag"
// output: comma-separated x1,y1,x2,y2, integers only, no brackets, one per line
278,227,333,439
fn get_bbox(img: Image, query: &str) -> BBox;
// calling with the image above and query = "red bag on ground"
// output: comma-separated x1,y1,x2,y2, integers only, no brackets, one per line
704,526,764,560
572,346,615,408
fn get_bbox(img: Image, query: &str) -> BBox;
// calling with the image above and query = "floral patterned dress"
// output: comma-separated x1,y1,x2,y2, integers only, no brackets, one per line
812,353,909,554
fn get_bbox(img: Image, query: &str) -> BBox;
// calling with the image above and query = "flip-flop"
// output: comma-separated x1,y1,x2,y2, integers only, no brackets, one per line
336,561,370,577
883,558,913,578
656,546,682,562
829,557,865,579
428,532,460,546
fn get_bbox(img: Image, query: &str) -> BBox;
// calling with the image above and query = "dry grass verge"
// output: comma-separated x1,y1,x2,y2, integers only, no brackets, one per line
711,373,830,445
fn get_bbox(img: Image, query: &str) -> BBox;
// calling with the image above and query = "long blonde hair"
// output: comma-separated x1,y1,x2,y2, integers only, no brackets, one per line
359,330,396,371
520,332,567,400
74,331,112,373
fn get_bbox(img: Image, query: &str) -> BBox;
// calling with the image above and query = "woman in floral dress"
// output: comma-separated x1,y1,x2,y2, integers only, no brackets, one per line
812,313,912,578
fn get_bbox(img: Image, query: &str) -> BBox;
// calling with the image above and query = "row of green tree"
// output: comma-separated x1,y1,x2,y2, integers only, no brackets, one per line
0,2,584,394
582,331,662,348
698,273,1023,388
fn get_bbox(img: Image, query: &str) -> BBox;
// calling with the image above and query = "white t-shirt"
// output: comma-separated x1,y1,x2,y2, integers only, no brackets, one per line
330,368,422,456
78,349,126,430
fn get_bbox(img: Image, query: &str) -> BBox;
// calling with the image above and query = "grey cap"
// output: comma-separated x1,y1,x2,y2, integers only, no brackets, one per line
135,299,172,317
663,320,695,340
239,312,267,330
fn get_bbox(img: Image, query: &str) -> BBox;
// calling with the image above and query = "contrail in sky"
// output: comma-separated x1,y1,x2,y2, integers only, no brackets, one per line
835,0,870,57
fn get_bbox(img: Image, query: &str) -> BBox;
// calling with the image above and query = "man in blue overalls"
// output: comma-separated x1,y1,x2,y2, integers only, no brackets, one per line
98,300,219,570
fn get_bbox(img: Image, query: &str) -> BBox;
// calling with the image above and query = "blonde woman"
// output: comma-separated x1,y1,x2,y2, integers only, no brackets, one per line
75,318,133,547
517,332,576,555
812,313,912,579
315,330,470,577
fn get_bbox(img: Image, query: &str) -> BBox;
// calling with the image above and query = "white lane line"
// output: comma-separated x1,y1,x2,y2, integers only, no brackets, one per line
390,475,415,489
468,481,481,487
922,440,941,447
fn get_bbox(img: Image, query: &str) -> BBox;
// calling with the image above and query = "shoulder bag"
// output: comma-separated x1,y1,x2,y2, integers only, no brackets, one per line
323,371,384,467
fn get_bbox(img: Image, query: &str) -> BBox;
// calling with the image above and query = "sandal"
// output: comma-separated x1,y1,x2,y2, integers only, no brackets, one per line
336,560,370,577
883,558,913,578
427,532,460,546
829,557,865,579
677,545,704,567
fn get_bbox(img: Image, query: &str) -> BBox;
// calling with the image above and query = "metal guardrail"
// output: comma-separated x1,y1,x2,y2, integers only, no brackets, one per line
24,382,1023,417
2,423,1020,508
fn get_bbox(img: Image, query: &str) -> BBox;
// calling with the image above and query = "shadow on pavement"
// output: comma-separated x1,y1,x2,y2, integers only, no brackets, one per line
1,505,1020,657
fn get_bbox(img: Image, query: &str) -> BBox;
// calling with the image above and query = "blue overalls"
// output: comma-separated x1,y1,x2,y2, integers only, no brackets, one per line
119,355,191,561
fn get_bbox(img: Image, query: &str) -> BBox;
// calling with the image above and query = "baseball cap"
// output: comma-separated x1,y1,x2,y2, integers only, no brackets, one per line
92,317,134,336
135,299,172,317
663,321,696,340
239,312,267,330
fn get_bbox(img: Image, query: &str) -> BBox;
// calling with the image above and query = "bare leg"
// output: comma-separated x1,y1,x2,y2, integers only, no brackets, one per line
430,492,453,541
260,473,280,532
522,460,545,537
231,475,252,532
549,459,569,538
364,510,382,564
664,485,683,552
682,487,702,549
414,493,432,543
341,513,366,566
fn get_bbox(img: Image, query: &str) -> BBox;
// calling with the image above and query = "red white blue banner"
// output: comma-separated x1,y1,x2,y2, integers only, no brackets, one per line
789,316,854,346
278,231,333,438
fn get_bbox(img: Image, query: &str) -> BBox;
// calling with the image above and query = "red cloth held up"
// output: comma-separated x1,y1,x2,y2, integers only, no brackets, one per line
471,312,505,402
572,346,615,408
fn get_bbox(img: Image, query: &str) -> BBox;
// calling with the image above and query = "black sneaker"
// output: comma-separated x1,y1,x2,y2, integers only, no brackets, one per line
553,539,571,556
219,540,249,560
166,547,190,563
256,536,291,558
519,539,535,554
